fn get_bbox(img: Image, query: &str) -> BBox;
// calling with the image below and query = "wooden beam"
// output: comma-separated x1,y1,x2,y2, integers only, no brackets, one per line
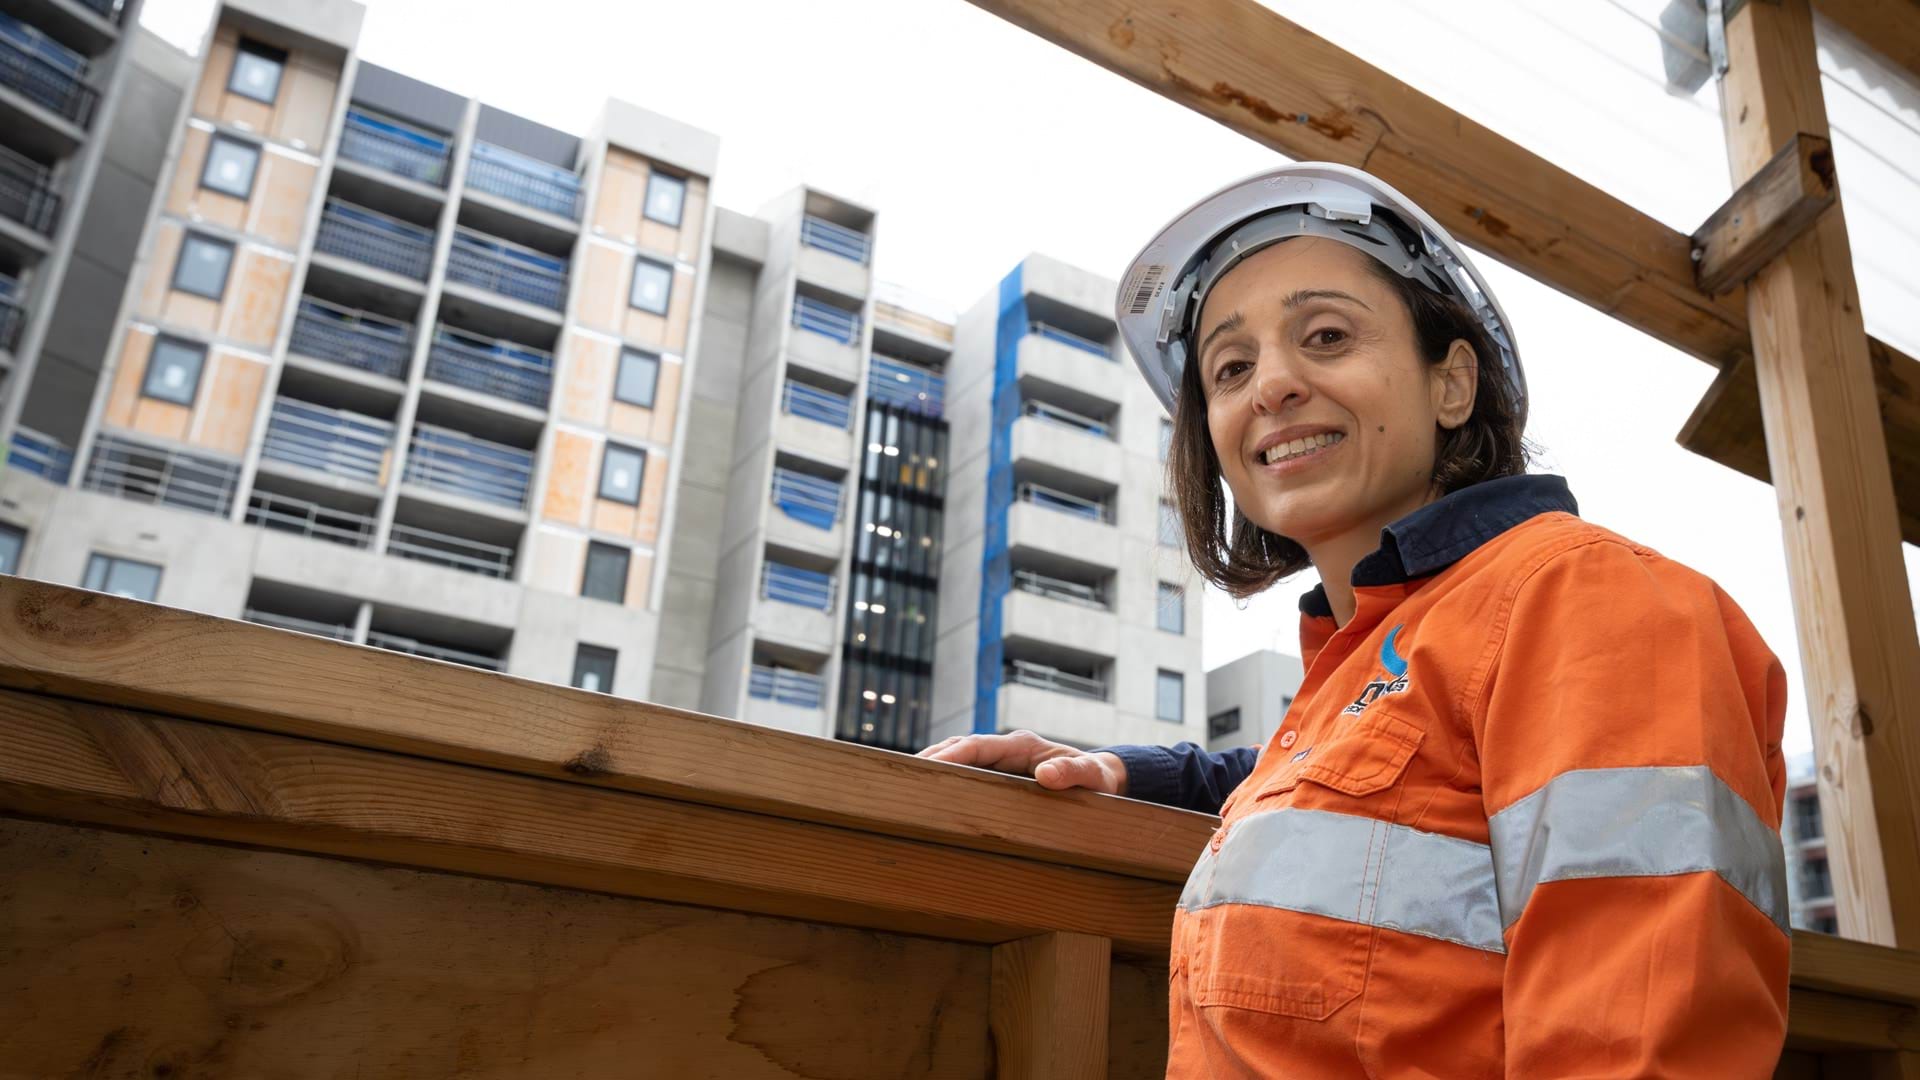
0,580,1216,884
1816,0,1920,83
1794,933,1920,1006
1692,133,1837,296
0,689,1180,956
1787,989,1920,1052
1720,0,1920,946
991,932,1112,1079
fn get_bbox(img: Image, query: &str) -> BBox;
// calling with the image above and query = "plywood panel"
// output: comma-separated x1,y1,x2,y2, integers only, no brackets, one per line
271,56,339,151
558,330,615,426
679,176,709,263
190,27,238,120
0,818,994,1079
623,265,695,353
250,152,317,250
591,495,638,539
222,248,293,347
215,88,274,135
101,327,153,430
541,429,594,526
626,550,654,608
650,357,682,442
593,149,648,241
575,243,628,335
132,393,191,443
525,527,586,595
137,221,181,318
166,128,247,234
636,447,667,544
161,291,220,337
193,351,267,456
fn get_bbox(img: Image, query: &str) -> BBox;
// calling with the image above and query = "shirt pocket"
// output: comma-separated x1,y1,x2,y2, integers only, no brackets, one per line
1184,711,1425,1022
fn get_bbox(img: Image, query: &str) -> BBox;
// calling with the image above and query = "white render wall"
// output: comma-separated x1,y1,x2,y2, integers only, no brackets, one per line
1205,649,1307,753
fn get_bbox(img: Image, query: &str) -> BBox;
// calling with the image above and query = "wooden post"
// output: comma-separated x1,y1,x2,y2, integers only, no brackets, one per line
1719,0,1920,946
990,932,1111,1079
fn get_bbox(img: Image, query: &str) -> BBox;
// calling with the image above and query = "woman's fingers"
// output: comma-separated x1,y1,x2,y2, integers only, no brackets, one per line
1034,752,1125,795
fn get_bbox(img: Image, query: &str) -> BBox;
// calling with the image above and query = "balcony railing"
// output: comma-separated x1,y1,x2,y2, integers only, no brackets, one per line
0,17,99,127
1016,481,1111,523
243,608,354,642
1030,321,1112,360
792,294,861,345
0,146,61,236
465,141,581,220
761,560,834,611
315,199,434,281
261,398,393,486
339,107,451,186
8,427,73,484
1012,569,1108,610
749,664,826,709
867,355,943,417
1022,398,1111,438
446,228,568,311
771,466,842,530
425,326,553,409
388,521,515,579
366,630,504,672
1005,658,1108,702
81,434,238,518
403,423,533,510
781,379,851,430
288,297,413,380
73,0,128,22
800,215,871,265
243,489,376,548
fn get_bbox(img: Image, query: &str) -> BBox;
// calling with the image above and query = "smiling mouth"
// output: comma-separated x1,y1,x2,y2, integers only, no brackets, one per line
1260,431,1345,466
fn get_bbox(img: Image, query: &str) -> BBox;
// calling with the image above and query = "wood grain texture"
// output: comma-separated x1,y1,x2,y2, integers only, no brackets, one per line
0,689,1180,956
1692,133,1836,295
1817,0,1920,81
0,818,993,1079
0,580,1216,884
1794,932,1920,1005
1787,989,1920,1052
991,932,1111,1080
1722,0,1920,948
1108,959,1170,1080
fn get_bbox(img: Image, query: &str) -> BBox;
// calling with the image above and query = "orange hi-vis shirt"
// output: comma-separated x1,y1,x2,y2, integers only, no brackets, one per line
1158,475,1790,1078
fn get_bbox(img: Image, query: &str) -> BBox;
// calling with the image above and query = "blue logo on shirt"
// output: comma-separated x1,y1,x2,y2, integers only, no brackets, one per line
1344,624,1412,716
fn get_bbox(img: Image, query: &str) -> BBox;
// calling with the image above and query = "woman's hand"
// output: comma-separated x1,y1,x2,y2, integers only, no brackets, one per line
916,730,1129,795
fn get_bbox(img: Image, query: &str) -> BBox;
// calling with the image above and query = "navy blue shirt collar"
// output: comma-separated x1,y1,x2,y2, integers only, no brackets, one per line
1299,474,1579,618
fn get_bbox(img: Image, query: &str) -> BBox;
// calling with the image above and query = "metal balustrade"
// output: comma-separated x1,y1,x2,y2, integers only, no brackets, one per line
425,326,553,408
0,146,60,236
8,426,73,484
1029,321,1113,360
288,297,413,379
465,141,581,220
339,107,451,186
243,608,354,641
791,293,861,345
1016,481,1111,523
1005,658,1108,702
243,489,375,548
770,466,842,530
780,379,851,429
867,355,943,417
403,423,533,510
261,398,392,485
388,521,515,579
1022,398,1111,438
0,17,98,126
749,664,826,709
81,434,238,517
1012,569,1108,610
446,227,568,310
73,0,127,21
800,215,871,264
315,199,434,281
761,559,834,611
365,630,504,672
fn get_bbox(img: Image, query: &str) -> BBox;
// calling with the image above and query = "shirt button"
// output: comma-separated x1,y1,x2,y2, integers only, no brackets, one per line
1210,826,1228,854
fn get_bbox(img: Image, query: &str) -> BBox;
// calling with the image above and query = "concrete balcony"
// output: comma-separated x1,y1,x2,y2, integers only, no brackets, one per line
1009,412,1121,490
753,597,835,656
796,216,871,301
743,664,831,736
775,409,854,467
1000,586,1117,661
742,693,830,737
1006,495,1119,575
765,466,846,556
996,681,1117,747
1017,331,1126,412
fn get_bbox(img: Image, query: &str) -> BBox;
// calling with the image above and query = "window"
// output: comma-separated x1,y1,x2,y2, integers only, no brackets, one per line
581,541,630,603
228,39,287,104
200,135,261,199
142,337,206,405
571,644,618,693
1791,793,1823,841
0,524,23,575
82,554,162,601
172,233,235,299
630,258,672,315
599,443,645,504
1157,582,1185,634
615,348,660,408
1159,418,1173,463
1209,708,1242,740
1156,669,1184,724
1158,499,1181,546
644,171,686,226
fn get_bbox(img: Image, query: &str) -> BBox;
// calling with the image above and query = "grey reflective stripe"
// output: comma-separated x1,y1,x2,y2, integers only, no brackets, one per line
1488,765,1790,934
1179,808,1507,954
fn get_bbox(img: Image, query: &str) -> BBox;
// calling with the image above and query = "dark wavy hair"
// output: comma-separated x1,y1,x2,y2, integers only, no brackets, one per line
1165,253,1530,598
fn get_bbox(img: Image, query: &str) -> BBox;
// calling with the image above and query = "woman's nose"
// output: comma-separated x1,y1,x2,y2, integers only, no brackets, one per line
1252,352,1305,415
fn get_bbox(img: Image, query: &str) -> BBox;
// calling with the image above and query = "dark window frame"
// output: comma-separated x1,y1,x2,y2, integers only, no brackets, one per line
643,170,687,227
581,540,631,604
171,232,237,300
227,38,289,105
1208,707,1242,740
571,643,618,694
598,443,646,505
614,347,661,408
629,256,673,315
141,335,208,406
200,134,263,199
82,553,163,601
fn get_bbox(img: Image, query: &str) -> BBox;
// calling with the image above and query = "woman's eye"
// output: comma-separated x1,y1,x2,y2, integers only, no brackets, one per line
1215,359,1251,382
1307,327,1348,348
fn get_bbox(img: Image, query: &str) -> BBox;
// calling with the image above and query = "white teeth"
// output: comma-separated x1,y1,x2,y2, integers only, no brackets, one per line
1262,431,1343,465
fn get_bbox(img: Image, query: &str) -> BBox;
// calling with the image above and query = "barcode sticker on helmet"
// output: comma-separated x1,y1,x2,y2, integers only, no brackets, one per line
1125,264,1166,315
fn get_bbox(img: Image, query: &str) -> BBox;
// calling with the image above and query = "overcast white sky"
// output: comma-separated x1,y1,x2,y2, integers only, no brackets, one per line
140,0,1920,757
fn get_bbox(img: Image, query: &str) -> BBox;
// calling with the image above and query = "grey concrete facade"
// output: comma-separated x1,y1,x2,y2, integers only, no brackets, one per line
1204,649,1305,753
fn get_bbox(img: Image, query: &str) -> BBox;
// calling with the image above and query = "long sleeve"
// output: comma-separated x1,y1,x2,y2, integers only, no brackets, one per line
1475,538,1790,1077
1099,742,1259,815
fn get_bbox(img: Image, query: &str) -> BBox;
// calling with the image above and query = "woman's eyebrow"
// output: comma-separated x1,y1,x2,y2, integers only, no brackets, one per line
1197,311,1245,360
1284,288,1371,311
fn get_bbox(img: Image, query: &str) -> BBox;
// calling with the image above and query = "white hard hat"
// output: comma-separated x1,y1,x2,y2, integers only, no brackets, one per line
1115,162,1524,423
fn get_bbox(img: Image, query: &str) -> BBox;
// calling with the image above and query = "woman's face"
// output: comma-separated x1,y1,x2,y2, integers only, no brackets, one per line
1194,237,1476,552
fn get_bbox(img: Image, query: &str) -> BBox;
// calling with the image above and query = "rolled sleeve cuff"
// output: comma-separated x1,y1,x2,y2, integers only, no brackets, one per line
1101,743,1185,807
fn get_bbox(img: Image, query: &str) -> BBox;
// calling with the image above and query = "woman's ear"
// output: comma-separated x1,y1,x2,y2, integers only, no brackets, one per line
1433,339,1479,430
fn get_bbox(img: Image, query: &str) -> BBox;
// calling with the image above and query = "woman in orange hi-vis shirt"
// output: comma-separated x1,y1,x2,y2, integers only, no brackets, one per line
921,162,1790,1078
